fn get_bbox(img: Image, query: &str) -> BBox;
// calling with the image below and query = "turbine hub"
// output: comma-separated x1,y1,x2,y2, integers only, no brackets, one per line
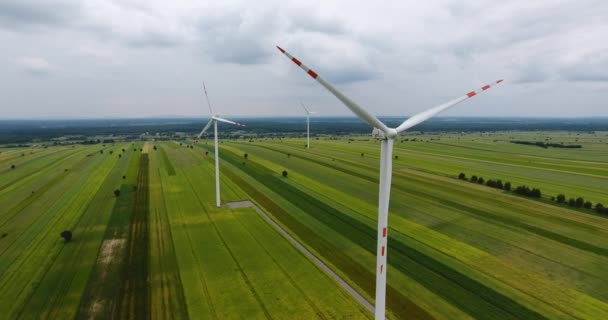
372,128,397,140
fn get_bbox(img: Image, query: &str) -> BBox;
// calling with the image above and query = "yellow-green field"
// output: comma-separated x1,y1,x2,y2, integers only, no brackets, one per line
0,131,607,319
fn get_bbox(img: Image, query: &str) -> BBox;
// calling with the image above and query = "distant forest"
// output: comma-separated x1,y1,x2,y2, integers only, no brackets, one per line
1,117,607,144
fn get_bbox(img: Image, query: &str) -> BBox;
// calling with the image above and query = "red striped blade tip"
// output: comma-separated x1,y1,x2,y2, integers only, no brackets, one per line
276,46,285,53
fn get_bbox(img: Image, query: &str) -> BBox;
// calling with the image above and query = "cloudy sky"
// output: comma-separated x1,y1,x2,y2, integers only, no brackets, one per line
1,0,607,119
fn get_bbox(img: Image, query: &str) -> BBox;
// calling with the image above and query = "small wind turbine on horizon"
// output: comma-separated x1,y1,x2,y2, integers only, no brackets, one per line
300,100,316,149
277,45,503,320
197,82,244,208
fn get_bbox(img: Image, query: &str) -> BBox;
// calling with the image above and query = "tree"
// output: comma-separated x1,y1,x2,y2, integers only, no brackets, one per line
495,180,504,189
282,170,288,178
114,189,121,197
596,203,605,213
583,201,593,209
153,146,157,150
568,198,576,207
109,150,113,154
530,188,541,198
100,150,104,154
244,153,248,159
470,175,478,183
361,153,364,157
122,175,126,179
575,197,584,208
394,155,399,160
205,151,209,156
60,230,72,242
122,148,126,152
118,154,122,158
504,182,511,191
11,164,15,169
556,194,566,203
458,173,467,180
477,177,485,184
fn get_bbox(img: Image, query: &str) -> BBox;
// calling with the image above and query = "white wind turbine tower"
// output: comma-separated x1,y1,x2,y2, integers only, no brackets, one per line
198,83,244,207
277,45,502,320
300,100,316,149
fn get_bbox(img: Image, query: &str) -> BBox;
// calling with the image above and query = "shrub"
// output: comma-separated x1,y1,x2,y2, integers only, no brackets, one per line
153,146,157,150
114,189,121,197
470,175,478,183
11,164,15,169
60,230,72,242
361,153,364,157
458,173,467,180
556,194,566,203
575,197,584,208
282,170,288,178
205,151,209,155
394,155,399,160
122,175,126,179
583,201,593,209
477,177,485,184
503,182,511,191
596,203,605,213
244,153,248,159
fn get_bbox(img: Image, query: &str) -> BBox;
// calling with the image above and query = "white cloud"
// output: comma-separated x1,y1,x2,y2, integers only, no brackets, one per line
16,56,56,75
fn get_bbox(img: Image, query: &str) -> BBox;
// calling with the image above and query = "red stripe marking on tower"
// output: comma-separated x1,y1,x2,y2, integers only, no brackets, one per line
381,246,385,256
292,58,302,66
380,265,383,273
277,46,285,53
482,85,490,90
383,227,387,237
497,79,504,83
307,70,318,79
467,91,477,98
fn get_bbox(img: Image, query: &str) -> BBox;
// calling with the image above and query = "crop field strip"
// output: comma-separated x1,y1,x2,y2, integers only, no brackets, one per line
207,138,608,319
159,143,372,319
0,144,134,318
77,145,143,318
149,145,189,319
12,145,139,319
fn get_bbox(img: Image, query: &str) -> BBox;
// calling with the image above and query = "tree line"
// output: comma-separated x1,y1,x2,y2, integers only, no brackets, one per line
458,172,607,216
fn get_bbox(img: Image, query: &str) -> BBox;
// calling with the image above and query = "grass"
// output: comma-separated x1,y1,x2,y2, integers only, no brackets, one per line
159,142,372,319
206,133,608,319
1,131,606,319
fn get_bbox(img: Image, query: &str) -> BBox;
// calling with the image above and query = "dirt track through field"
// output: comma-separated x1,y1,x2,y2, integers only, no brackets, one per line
224,200,378,317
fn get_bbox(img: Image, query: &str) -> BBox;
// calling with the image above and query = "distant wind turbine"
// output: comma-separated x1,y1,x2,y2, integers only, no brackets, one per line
300,100,316,149
198,82,244,207
277,45,503,320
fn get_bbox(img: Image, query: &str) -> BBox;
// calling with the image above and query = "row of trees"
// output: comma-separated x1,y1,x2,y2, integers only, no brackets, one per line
513,185,542,198
555,194,607,215
459,172,607,216
458,173,513,192
458,173,541,198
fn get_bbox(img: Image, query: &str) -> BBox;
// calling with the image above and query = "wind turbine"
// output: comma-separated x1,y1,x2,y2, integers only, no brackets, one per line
277,45,502,320
300,100,316,149
198,83,244,207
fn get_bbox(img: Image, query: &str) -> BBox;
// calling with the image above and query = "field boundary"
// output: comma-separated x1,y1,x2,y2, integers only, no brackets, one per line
224,200,377,317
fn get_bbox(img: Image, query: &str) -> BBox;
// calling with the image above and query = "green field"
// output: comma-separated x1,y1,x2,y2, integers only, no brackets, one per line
1,131,607,319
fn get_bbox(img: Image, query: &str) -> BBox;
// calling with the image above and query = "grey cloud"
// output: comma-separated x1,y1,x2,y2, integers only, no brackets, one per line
0,0,79,30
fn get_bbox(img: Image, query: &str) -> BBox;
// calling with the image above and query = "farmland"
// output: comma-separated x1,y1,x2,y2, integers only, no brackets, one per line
0,130,607,319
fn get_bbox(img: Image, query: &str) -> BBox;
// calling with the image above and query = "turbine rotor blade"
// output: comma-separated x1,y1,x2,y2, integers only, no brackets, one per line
213,116,245,126
198,119,214,138
395,80,504,133
203,82,213,115
277,46,390,134
300,100,310,114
